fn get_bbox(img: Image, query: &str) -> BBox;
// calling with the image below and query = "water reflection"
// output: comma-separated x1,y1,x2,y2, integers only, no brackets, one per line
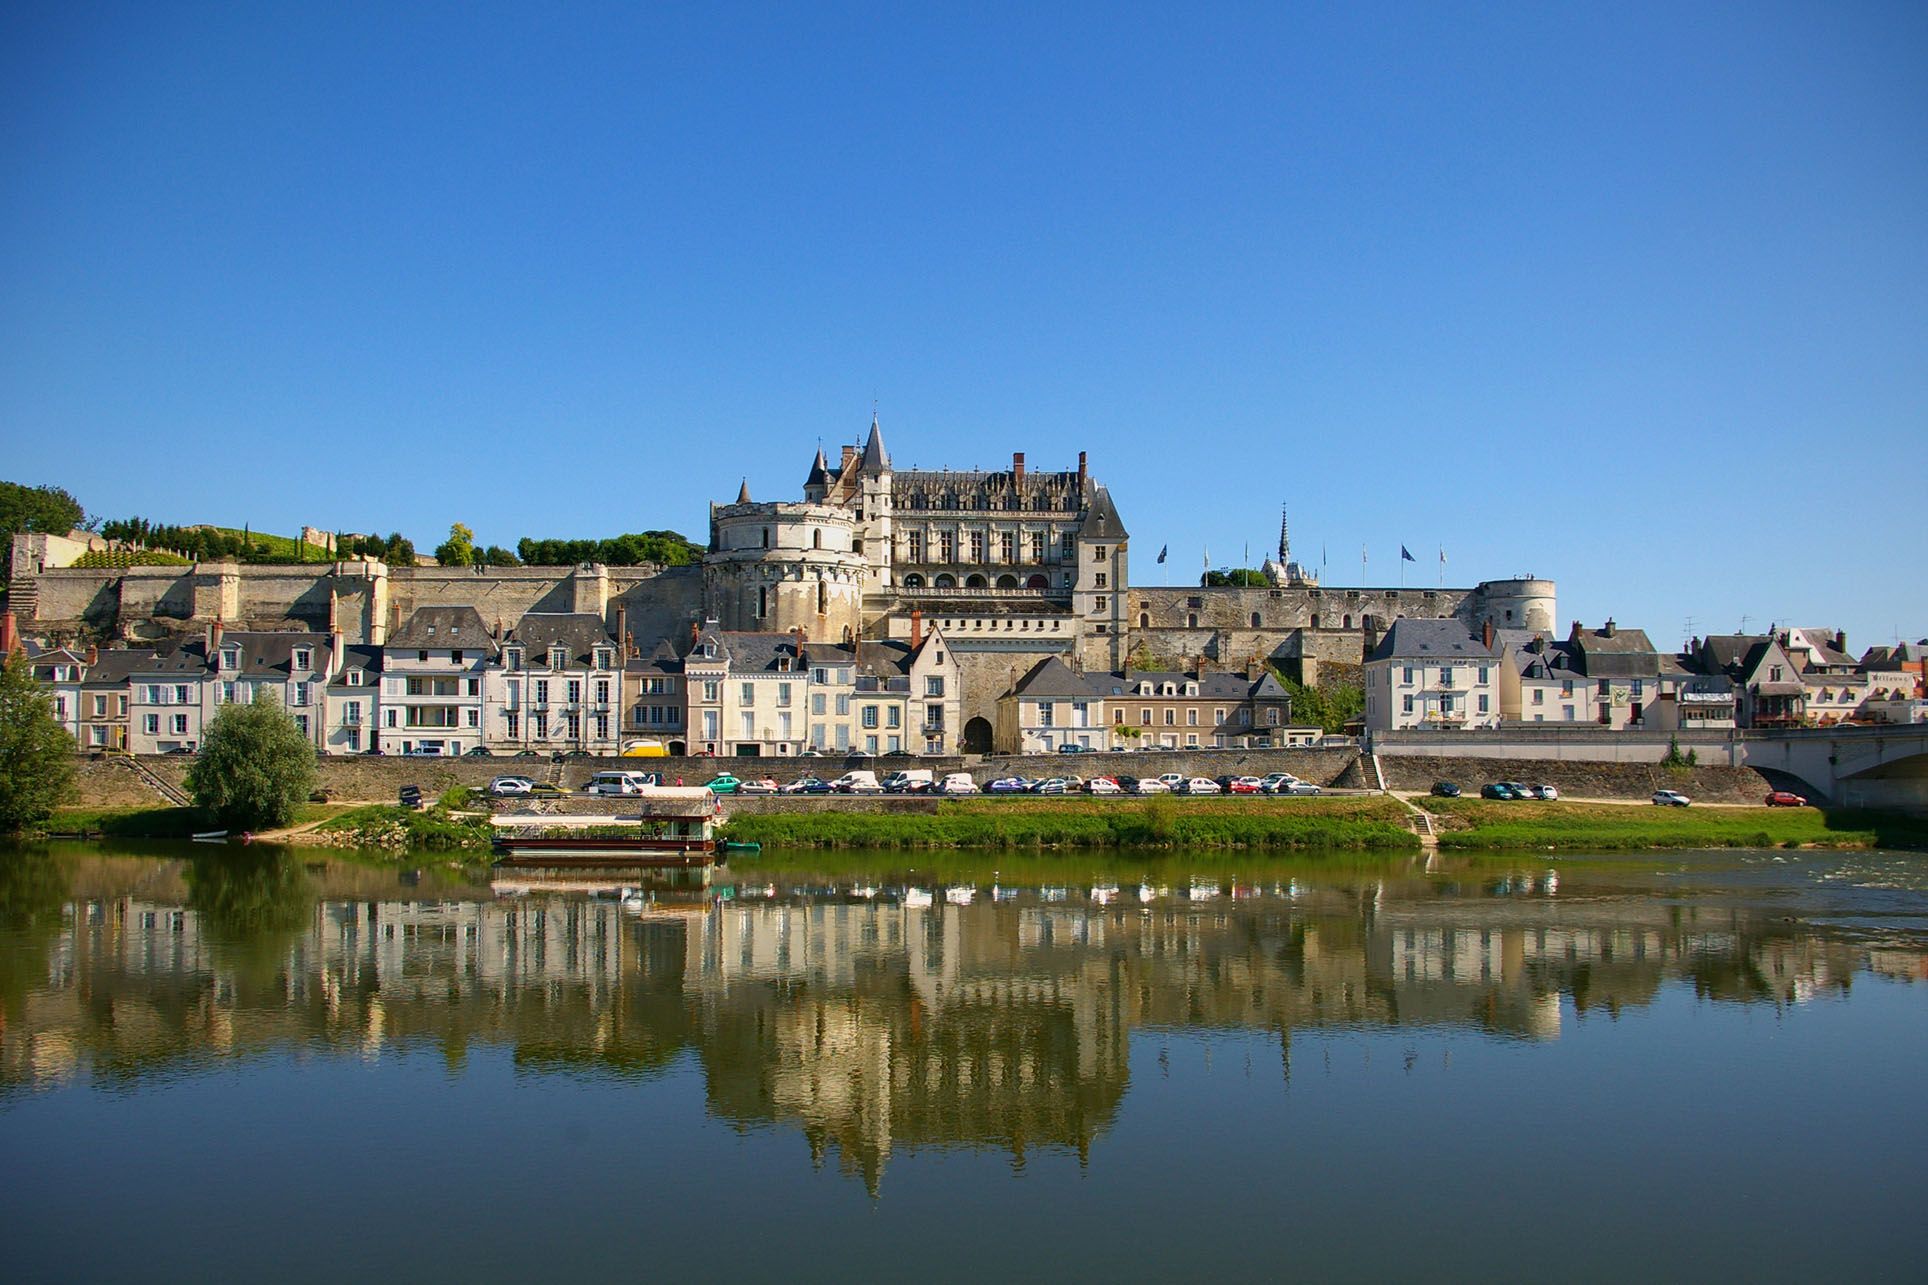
2,847,1923,1191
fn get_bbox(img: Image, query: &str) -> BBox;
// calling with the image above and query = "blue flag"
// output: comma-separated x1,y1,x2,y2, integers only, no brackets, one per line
1401,545,1415,562
1157,544,1167,564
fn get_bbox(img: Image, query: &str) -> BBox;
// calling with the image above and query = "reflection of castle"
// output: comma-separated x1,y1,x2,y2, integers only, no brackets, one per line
0,868,1899,1187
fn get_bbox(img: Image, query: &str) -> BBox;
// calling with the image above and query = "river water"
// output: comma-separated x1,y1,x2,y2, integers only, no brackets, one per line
1,841,1924,1282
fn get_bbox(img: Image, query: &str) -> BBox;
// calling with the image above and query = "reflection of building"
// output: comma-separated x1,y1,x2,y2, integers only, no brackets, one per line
0,863,1909,1189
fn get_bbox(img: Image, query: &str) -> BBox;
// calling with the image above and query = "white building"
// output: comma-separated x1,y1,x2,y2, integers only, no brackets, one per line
1364,619,1500,732
488,613,623,755
379,606,496,756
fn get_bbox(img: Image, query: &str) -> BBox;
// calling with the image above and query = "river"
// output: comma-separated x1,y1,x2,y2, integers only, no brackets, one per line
1,841,1924,1281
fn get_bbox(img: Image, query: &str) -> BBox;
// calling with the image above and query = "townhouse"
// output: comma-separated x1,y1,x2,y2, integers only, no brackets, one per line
204,624,335,747
1563,620,1666,730
1364,619,1501,732
625,641,688,753
996,657,1295,752
326,643,382,753
24,641,89,741
489,613,624,755
378,606,496,756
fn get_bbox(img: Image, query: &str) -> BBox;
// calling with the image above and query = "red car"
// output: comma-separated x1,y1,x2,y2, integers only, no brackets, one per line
1764,791,1809,808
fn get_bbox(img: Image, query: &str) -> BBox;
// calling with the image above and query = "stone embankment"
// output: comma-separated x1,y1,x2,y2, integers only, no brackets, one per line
1377,756,1779,804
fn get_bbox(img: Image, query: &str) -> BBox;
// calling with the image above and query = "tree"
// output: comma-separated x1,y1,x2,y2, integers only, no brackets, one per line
435,522,477,567
0,481,86,581
1269,666,1365,734
0,652,77,831
184,700,317,830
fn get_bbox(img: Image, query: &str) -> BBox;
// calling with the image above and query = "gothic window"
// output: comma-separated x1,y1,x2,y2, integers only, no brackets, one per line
812,529,822,549
969,532,984,562
817,580,827,614
939,532,954,561
908,531,924,561
999,532,1014,562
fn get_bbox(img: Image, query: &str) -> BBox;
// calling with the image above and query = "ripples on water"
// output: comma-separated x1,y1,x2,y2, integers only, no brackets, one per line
2,843,1924,1280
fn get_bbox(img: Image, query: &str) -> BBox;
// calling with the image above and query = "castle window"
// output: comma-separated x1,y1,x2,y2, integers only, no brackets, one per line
761,528,770,549
812,529,822,549
1187,614,1198,628
1096,596,1107,612
908,532,924,561
1251,613,1262,628
817,581,827,614
1029,533,1044,561
999,532,1014,562
1342,615,1352,628
1094,547,1106,561
969,531,984,561
1310,614,1320,629
1139,613,1149,628
757,587,768,618
939,532,954,561
1061,533,1074,558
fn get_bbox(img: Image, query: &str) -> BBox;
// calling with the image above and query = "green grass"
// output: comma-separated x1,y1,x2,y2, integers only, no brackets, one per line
37,802,348,838
721,796,1419,852
69,548,191,568
316,802,492,851
1427,799,1928,852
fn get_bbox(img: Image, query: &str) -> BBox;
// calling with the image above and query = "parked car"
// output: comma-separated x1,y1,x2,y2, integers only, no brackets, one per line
1481,783,1520,800
1527,784,1560,801
936,773,980,795
1228,776,1265,795
987,776,1031,794
1275,779,1322,796
1058,743,1089,754
781,776,831,794
1258,772,1295,793
1085,776,1124,795
398,785,423,810
1130,777,1170,795
703,773,743,794
1430,781,1461,798
1765,790,1809,807
585,770,660,796
463,746,493,757
1176,777,1222,795
526,782,568,798
487,776,535,797
881,769,935,794
1155,773,1186,791
1499,782,1532,798
1032,777,1070,795
736,778,780,795
1652,789,1692,807
831,770,883,794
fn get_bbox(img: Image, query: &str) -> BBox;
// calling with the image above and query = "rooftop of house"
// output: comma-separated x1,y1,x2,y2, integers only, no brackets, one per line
1368,618,1494,664
389,606,499,655
504,613,617,668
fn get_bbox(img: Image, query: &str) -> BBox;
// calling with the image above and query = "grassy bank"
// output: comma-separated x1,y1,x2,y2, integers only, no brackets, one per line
721,796,1419,851
314,787,492,851
1429,799,1928,852
37,802,353,839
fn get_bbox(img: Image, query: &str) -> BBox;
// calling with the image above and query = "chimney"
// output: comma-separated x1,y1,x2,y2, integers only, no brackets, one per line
86,643,98,666
791,626,806,671
840,445,857,473
0,610,16,657
1078,450,1088,481
1835,629,1847,654
1603,618,1616,638
1570,620,1582,641
617,604,628,656
1012,452,1025,483
208,618,225,667
689,620,701,651
1482,620,1494,650
910,609,924,650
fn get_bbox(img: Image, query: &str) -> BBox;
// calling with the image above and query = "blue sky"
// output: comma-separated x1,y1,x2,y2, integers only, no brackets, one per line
3,2,1924,651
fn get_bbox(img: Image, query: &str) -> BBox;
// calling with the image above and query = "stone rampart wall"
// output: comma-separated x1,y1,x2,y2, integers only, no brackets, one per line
1379,755,1776,803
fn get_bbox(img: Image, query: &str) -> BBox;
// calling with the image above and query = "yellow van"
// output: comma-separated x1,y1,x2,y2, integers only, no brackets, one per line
620,740,669,758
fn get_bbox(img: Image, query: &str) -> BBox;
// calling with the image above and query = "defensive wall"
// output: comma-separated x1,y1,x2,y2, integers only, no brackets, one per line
1376,756,1778,804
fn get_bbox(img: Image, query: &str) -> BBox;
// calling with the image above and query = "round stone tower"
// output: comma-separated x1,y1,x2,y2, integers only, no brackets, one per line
704,490,866,641
1467,576,1557,634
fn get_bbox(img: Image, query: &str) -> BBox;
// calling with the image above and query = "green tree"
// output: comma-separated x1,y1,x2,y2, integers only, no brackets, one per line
435,522,476,567
0,652,77,831
1269,667,1365,734
184,700,317,830
0,481,86,581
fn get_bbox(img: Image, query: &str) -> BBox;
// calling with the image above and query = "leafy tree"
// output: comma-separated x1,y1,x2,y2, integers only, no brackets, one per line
184,700,317,830
515,529,705,566
0,652,77,831
479,544,520,566
0,481,86,580
1204,568,1269,587
1268,666,1365,734
382,531,416,564
435,522,476,567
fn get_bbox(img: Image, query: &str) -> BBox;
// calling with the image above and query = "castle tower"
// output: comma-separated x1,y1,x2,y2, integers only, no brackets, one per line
704,497,866,641
856,414,893,587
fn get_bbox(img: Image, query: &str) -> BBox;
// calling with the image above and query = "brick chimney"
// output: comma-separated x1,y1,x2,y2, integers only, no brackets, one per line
0,610,17,657
86,643,98,665
1078,450,1088,481
1570,620,1582,641
1835,629,1847,654
910,609,924,650
1012,452,1025,483
1482,619,1495,650
791,626,806,671
617,604,629,656
840,445,857,473
1603,618,1616,638
208,618,225,667
689,620,701,651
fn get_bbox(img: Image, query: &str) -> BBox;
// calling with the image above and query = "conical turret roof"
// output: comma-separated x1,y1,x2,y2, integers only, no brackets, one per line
859,414,890,472
736,478,752,504
805,448,829,488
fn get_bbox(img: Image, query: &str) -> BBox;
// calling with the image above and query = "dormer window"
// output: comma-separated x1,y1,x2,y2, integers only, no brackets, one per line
451,650,464,665
506,647,522,671
595,649,613,670
550,647,567,669
346,670,363,686
702,643,717,659
221,647,240,671
293,648,312,670
1185,683,1199,697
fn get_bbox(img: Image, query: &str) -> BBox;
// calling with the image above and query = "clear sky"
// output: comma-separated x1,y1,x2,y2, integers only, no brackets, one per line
3,2,1923,651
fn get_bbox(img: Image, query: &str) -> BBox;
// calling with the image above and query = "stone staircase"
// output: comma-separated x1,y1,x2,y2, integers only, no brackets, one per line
121,756,192,806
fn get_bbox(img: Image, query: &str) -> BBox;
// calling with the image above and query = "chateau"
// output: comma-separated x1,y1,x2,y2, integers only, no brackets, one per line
7,415,1555,751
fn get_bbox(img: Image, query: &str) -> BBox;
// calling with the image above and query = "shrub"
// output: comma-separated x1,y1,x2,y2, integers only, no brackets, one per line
185,701,317,830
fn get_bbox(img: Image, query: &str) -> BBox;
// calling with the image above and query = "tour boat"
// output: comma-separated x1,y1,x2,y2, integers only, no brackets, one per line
491,788,721,867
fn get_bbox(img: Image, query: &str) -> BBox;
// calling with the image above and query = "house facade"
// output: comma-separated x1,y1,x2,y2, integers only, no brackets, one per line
378,607,496,756
488,613,624,755
1364,619,1500,732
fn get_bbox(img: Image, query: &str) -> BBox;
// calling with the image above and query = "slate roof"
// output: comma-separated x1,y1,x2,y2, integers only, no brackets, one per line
804,448,829,489
328,644,384,689
1007,656,1106,700
1080,485,1128,541
687,630,855,674
1498,628,1582,682
626,638,685,676
389,606,498,655
859,416,890,472
1567,623,1662,679
505,613,616,668
1368,618,1494,663
1699,635,1769,676
137,638,213,676
81,648,159,687
213,630,331,678
1104,668,1259,700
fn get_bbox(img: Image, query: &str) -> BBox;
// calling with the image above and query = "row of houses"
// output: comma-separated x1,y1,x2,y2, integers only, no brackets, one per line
996,656,1311,752
8,607,963,759
1362,617,1926,734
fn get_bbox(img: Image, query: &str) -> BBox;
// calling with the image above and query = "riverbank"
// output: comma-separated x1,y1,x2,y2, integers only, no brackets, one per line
1426,798,1928,852
719,797,1421,850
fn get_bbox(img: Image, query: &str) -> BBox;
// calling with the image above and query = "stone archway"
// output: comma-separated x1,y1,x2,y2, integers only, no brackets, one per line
935,574,956,588
902,573,924,588
996,574,1019,589
965,573,988,589
1025,574,1048,590
962,717,994,753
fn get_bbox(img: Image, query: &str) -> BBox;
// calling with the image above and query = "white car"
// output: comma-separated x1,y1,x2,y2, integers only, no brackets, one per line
1085,777,1124,795
1652,789,1692,807
1276,780,1322,796
487,776,534,796
1129,777,1171,795
1177,777,1221,795
936,773,980,795
736,778,780,795
1155,773,1187,791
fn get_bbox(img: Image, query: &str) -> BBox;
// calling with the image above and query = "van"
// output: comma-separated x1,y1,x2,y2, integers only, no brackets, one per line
831,770,882,794
937,772,980,795
620,740,669,758
881,769,935,794
584,770,661,796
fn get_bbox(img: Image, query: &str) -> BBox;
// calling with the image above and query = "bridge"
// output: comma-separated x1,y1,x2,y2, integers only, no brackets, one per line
1734,725,1928,810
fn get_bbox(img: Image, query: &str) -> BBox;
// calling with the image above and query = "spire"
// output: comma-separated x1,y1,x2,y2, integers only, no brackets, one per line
1081,484,1128,541
859,412,890,472
805,447,829,489
736,478,752,504
1278,504,1290,565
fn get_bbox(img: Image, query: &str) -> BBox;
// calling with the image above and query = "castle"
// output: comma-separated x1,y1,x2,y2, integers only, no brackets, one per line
7,415,1553,742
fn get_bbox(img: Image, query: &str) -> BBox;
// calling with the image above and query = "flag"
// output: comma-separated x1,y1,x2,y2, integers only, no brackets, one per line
1401,545,1415,562
1157,544,1167,564
1439,547,1446,564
